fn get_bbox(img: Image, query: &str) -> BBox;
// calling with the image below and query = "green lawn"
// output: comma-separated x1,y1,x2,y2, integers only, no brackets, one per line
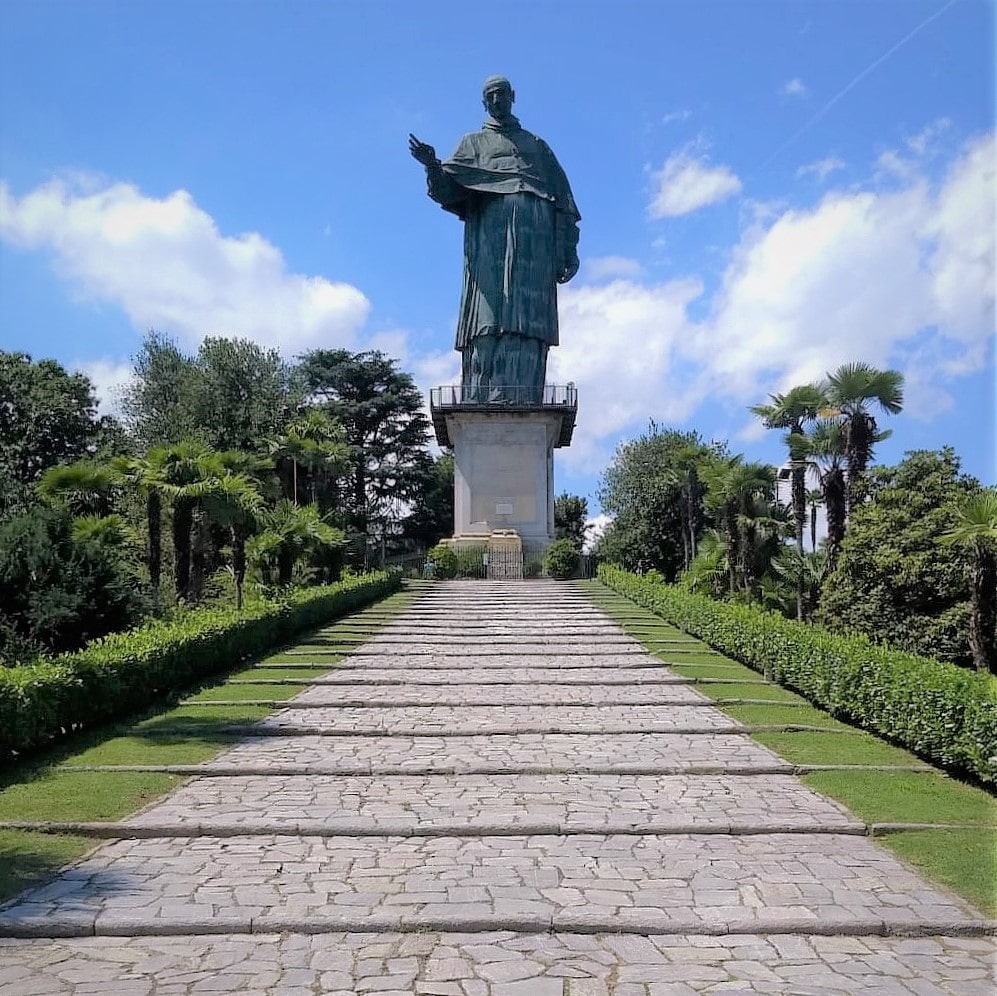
885,829,997,917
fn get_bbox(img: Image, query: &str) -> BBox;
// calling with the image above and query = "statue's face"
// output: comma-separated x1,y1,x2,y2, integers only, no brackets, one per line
483,83,514,118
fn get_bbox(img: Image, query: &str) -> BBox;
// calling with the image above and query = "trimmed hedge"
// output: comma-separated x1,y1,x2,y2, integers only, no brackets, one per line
0,571,401,760
598,565,997,784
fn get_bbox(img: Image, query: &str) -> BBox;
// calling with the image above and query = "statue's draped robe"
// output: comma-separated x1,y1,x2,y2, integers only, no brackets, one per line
425,116,580,401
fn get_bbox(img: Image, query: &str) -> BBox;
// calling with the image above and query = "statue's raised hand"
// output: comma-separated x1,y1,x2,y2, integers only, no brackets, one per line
409,134,439,168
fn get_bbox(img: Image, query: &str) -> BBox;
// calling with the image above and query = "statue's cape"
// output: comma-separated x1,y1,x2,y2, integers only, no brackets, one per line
441,116,580,222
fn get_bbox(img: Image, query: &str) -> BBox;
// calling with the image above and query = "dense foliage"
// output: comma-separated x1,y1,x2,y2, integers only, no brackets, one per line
426,543,458,579
597,425,717,579
0,506,146,662
544,538,580,579
599,566,997,784
0,571,400,760
817,449,980,665
554,493,589,549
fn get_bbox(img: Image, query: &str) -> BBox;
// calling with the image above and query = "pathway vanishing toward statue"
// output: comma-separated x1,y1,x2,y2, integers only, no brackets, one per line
1,581,993,993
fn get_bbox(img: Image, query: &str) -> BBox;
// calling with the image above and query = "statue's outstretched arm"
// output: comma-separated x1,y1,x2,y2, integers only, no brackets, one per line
409,133,467,214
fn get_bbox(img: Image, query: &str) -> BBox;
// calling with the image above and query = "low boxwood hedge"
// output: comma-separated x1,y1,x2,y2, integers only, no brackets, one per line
0,571,401,761
598,565,997,784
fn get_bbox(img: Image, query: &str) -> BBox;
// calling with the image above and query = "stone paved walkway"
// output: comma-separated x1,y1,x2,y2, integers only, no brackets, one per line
1,580,993,994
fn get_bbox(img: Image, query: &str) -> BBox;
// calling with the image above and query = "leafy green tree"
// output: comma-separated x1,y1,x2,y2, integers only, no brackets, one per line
192,337,296,451
817,448,979,665
597,425,717,579
822,362,904,515
938,489,997,673
122,331,299,452
554,493,589,549
0,505,145,662
404,453,455,549
297,350,432,544
120,331,200,449
0,351,103,487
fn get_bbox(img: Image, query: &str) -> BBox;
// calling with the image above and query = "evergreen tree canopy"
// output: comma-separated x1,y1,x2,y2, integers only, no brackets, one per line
297,349,432,540
817,447,980,665
0,351,103,486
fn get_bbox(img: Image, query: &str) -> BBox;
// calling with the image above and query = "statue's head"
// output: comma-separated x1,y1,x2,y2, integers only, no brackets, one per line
482,75,515,119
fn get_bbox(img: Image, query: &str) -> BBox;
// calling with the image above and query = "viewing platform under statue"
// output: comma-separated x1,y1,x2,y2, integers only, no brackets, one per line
429,383,577,547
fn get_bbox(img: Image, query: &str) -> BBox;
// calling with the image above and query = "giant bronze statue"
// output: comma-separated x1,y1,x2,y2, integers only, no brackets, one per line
410,76,580,402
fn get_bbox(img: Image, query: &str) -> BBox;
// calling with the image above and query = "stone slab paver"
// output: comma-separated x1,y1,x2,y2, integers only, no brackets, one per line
1,831,978,931
127,773,859,832
281,667,697,684
1,931,993,994
289,682,708,706
256,704,740,735
207,732,786,773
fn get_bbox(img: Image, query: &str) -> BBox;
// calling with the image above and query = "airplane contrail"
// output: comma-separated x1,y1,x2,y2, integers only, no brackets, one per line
762,0,961,168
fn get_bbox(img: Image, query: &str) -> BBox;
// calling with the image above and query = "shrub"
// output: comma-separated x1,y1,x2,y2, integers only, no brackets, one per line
545,539,580,580
427,543,458,579
0,506,147,663
598,565,997,784
0,570,401,761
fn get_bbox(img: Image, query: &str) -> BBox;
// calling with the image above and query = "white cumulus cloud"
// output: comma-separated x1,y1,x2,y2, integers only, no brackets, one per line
0,177,371,355
555,130,994,466
648,148,742,218
781,78,808,98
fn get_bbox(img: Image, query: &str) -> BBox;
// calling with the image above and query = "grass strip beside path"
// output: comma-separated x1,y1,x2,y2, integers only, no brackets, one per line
0,585,417,905
583,580,997,917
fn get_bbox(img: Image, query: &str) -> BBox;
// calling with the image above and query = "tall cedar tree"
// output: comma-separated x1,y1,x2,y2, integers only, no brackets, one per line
297,350,432,540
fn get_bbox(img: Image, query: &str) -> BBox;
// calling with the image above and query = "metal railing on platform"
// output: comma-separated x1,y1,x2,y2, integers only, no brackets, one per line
430,384,578,408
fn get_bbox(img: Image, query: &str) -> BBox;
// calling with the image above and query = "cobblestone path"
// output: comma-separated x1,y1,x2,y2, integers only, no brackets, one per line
1,581,993,994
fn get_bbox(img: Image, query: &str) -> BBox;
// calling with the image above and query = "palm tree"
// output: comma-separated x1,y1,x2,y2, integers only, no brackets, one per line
160,441,211,601
771,546,831,621
181,469,266,609
938,489,997,674
112,447,171,599
248,501,346,587
805,487,824,553
751,384,827,618
808,420,848,564
822,362,903,515
704,457,777,597
38,460,118,518
267,409,348,506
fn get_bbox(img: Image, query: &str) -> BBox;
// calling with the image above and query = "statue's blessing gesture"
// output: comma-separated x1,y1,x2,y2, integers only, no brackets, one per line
411,76,580,403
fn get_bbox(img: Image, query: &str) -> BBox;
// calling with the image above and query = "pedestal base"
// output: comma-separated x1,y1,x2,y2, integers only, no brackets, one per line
445,410,567,543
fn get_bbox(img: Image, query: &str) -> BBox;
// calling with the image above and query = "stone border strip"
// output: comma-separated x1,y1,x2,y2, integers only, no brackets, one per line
7,819,989,838
179,697,809,708
2,911,993,940
235,674,770,684
55,762,936,775
135,722,847,737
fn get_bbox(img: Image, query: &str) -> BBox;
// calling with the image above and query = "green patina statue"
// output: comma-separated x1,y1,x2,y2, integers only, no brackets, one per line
410,76,580,402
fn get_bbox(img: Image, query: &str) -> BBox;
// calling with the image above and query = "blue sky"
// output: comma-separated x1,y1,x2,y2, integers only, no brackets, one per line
1,0,994,522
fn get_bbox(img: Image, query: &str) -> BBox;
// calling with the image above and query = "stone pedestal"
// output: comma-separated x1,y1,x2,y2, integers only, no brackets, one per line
447,410,565,542
429,384,577,574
